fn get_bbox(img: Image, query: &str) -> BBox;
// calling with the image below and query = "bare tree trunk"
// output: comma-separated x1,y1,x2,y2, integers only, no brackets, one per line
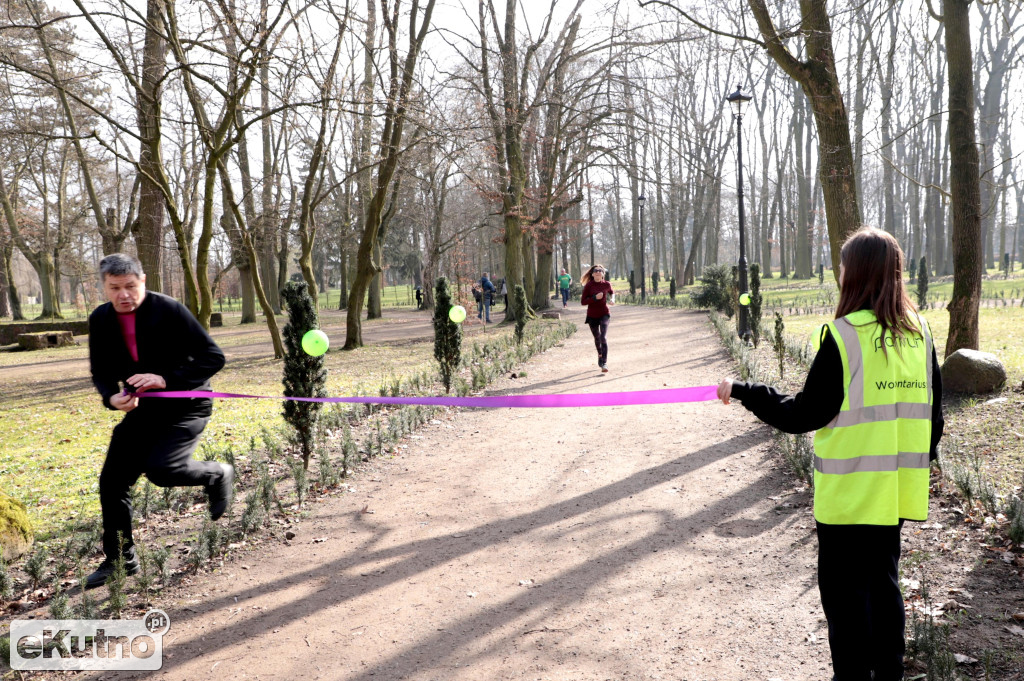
367,241,383,318
866,10,898,237
522,232,536,303
0,168,61,318
756,90,775,277
345,0,435,349
240,229,284,357
337,248,348,310
998,123,1012,268
974,3,1023,272
238,265,255,321
0,233,9,318
747,0,862,281
1014,176,1024,272
850,4,871,202
926,29,947,275
133,0,167,292
533,240,553,310
794,88,811,278
942,0,982,356
683,177,709,285
2,238,23,320
908,140,922,267
222,202,256,323
100,203,135,256
421,173,449,313
297,20,344,304
35,256,62,319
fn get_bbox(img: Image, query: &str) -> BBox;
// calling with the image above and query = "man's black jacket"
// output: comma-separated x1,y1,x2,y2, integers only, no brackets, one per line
89,291,225,416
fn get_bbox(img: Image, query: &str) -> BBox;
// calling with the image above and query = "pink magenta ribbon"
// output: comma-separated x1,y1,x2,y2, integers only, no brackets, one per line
134,385,719,408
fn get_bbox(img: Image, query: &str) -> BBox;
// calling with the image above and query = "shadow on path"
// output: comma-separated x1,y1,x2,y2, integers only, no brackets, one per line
129,430,767,679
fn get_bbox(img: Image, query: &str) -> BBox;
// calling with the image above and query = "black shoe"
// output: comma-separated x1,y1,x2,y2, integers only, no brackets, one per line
208,463,234,520
84,556,140,590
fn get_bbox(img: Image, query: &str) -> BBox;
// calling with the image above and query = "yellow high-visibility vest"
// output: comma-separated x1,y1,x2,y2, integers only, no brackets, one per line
813,310,933,525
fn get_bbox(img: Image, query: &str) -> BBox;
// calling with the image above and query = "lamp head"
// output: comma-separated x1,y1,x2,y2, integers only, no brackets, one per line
726,85,752,118
638,194,646,208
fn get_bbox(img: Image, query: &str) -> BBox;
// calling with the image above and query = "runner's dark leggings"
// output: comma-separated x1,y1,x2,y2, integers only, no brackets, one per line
586,315,609,364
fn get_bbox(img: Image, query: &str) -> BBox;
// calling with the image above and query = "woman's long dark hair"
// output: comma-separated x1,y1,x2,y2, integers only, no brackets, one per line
581,264,605,286
835,227,920,353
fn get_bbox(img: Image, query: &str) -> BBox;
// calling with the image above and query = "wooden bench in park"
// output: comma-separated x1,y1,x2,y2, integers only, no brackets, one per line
17,330,77,350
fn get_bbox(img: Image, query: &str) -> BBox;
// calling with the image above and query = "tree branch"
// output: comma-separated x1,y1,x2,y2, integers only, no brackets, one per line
881,155,950,202
638,0,765,48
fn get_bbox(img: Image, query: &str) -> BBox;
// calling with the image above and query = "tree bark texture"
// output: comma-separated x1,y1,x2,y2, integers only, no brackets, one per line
133,0,168,292
0,233,9,318
2,239,23,320
943,0,982,356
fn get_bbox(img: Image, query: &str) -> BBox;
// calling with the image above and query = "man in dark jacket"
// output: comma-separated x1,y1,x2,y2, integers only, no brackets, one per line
478,272,495,323
85,253,233,589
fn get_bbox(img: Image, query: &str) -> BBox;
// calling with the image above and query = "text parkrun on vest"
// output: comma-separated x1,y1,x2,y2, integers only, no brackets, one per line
873,334,922,352
874,380,928,390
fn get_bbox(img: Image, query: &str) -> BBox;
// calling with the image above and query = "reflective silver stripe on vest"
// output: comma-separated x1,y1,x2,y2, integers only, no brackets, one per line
833,318,864,410
830,402,932,427
814,451,930,474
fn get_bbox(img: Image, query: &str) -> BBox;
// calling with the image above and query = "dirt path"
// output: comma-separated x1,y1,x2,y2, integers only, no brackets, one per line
97,306,833,681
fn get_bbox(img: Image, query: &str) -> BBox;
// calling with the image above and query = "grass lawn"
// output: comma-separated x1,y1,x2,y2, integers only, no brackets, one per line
774,307,1024,380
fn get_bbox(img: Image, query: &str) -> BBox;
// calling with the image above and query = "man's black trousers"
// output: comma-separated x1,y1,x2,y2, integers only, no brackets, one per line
99,404,223,558
816,521,905,681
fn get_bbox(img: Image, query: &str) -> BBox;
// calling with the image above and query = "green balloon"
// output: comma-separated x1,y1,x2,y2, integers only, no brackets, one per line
301,329,330,357
739,292,751,306
449,305,467,324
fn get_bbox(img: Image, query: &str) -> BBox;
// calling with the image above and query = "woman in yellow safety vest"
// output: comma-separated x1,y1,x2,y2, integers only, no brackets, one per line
717,227,943,681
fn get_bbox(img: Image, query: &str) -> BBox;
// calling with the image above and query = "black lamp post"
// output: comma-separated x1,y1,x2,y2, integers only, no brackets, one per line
638,194,646,302
726,85,752,342
589,217,595,269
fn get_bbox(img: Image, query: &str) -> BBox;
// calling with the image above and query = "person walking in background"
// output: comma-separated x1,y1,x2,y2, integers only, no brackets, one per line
500,278,508,311
479,272,495,323
86,253,233,589
716,227,943,681
558,268,572,308
472,284,483,320
580,264,614,372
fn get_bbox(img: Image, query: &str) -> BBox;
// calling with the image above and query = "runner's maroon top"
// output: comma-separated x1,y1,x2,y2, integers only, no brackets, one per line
581,280,613,318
